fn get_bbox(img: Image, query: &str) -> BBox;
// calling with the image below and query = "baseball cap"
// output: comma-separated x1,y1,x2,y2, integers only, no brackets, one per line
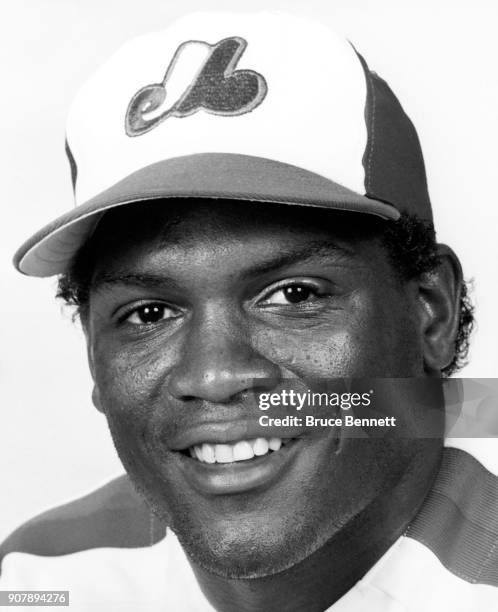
14,11,432,277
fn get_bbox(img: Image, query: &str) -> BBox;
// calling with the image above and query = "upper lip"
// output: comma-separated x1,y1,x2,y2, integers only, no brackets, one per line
169,420,305,451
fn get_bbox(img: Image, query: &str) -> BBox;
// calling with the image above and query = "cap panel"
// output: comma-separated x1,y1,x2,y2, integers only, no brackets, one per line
66,12,369,206
357,52,432,220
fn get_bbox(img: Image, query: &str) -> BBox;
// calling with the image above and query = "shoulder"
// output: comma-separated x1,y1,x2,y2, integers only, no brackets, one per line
0,474,166,571
406,446,498,586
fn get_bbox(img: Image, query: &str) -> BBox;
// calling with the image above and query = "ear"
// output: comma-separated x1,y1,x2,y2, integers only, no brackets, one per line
417,244,464,374
82,323,105,414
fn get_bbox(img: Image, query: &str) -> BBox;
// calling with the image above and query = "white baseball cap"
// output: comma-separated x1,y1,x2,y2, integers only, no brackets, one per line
14,11,432,277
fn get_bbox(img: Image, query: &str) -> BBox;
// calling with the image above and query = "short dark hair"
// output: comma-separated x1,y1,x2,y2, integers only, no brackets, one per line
56,206,474,377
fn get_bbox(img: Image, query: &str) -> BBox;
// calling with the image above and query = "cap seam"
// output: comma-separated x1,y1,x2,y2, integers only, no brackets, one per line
366,68,377,194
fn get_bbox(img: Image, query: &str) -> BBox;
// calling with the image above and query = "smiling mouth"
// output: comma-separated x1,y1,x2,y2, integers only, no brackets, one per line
183,437,295,464
176,435,302,495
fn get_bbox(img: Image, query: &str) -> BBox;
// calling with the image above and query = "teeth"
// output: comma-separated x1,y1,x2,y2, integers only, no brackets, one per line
189,438,287,464
233,440,254,461
269,437,282,451
203,443,216,464
253,438,269,456
215,444,233,463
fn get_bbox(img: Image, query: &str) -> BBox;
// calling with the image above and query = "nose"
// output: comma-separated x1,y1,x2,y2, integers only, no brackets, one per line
167,313,279,403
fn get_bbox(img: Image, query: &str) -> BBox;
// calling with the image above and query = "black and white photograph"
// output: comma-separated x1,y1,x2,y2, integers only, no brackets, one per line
1,2,497,610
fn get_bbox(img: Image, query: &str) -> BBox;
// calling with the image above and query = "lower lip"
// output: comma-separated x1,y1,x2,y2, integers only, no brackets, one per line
176,440,302,495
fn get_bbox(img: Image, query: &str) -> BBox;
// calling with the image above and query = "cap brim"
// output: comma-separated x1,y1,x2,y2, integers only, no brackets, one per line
14,152,400,277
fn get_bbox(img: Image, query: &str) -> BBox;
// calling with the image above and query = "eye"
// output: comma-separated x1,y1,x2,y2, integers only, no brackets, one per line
123,303,179,325
262,284,319,305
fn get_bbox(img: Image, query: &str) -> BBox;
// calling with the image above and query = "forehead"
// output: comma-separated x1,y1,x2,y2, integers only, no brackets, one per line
88,199,385,269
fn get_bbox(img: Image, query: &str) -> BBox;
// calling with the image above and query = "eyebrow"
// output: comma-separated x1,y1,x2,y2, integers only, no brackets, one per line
91,240,355,291
238,240,355,279
91,272,181,292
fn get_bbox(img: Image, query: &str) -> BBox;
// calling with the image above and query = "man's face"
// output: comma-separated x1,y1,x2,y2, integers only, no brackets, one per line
85,201,436,577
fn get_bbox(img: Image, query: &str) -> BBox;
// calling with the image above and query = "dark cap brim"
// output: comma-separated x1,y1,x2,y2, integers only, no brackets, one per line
14,152,400,277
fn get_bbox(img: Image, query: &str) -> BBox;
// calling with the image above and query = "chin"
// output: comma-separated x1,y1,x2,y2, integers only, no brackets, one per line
173,518,317,579
117,465,308,577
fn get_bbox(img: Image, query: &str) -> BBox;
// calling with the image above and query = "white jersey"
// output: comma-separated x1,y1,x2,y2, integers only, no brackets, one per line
1,443,497,611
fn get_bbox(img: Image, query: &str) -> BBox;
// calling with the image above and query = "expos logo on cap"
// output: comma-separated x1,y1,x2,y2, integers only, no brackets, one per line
125,37,268,136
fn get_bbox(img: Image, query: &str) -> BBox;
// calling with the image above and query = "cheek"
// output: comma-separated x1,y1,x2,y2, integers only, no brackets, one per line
360,288,422,375
251,291,421,378
91,335,174,440
249,304,378,378
90,341,177,500
254,328,358,377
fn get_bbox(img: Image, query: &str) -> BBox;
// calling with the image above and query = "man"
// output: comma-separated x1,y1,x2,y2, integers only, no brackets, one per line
1,11,495,612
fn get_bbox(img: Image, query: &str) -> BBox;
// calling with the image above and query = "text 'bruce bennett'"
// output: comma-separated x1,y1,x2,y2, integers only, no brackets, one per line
259,415,397,428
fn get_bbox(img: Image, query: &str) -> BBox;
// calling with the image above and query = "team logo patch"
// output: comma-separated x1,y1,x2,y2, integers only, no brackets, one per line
125,37,267,137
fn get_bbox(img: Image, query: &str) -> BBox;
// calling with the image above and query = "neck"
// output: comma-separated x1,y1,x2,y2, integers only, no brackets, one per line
189,443,442,612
